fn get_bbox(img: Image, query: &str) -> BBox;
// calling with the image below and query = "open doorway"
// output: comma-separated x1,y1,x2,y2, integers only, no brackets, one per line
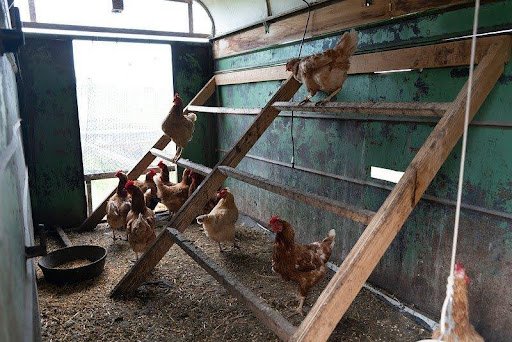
73,40,176,213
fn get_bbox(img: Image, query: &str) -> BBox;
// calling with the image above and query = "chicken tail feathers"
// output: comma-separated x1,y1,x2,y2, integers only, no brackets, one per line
108,202,119,216
186,113,197,122
196,214,207,225
334,29,358,61
324,229,336,249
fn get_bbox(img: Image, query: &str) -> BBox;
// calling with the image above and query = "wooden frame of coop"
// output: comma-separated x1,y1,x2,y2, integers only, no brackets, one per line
80,33,511,341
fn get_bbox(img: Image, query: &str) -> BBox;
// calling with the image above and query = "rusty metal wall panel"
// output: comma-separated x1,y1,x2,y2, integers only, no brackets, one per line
18,37,87,227
214,4,512,339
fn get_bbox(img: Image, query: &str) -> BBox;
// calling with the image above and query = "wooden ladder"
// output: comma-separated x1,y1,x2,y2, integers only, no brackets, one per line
81,35,510,341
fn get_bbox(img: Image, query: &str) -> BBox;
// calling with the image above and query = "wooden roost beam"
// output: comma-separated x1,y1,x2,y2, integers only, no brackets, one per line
290,38,512,342
272,101,450,117
218,166,375,225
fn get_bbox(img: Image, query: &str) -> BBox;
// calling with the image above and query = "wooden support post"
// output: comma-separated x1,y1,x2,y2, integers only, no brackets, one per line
290,39,511,342
85,179,93,217
167,228,296,340
218,166,374,225
111,75,301,297
78,77,216,231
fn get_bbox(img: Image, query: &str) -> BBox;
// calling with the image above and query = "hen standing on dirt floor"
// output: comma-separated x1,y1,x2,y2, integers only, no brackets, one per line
124,180,156,260
106,171,131,241
161,93,197,162
286,30,358,105
269,215,335,315
196,188,239,252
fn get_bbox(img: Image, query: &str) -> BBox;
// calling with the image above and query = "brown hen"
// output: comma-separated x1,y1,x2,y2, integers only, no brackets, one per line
286,30,358,105
154,168,191,215
269,216,335,315
432,263,484,342
161,93,197,162
196,188,239,252
106,171,131,241
125,180,156,260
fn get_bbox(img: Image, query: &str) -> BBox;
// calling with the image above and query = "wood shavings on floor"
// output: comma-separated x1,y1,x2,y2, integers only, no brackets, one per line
36,215,430,341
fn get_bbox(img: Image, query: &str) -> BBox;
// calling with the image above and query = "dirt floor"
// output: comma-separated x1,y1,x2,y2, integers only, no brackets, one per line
36,214,431,341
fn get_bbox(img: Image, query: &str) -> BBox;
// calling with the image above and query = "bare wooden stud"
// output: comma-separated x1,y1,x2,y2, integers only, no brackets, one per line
272,101,449,117
78,76,217,231
290,38,511,342
167,228,297,340
218,166,374,225
85,179,93,217
55,226,72,247
111,76,301,297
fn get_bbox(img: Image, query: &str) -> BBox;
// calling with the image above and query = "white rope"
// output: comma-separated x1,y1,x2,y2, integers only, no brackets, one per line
438,0,480,339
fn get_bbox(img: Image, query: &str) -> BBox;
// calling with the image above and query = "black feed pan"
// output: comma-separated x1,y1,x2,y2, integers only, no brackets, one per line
38,245,107,284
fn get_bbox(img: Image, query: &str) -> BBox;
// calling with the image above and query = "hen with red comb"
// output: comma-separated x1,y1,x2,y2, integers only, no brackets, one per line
196,188,239,252
270,216,335,315
432,263,483,341
124,178,156,260
106,171,131,241
161,92,197,162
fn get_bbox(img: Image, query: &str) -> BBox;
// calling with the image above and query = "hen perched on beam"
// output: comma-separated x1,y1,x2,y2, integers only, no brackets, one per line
286,30,358,105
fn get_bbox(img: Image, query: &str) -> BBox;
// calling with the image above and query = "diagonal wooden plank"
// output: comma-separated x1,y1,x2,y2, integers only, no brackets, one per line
290,38,511,342
77,76,216,231
110,75,302,297
167,228,296,340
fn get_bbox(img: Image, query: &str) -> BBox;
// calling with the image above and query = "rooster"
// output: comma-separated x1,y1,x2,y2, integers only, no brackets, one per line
286,30,358,105
154,168,191,215
196,188,239,252
133,169,159,210
432,263,484,342
161,93,197,162
124,180,156,260
269,216,335,314
106,171,131,241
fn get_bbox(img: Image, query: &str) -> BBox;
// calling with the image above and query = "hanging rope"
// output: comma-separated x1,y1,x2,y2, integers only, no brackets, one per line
438,0,480,339
290,0,311,168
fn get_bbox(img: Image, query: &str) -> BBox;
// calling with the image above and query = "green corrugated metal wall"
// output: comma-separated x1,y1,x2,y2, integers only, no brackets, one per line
214,1,512,340
18,37,87,228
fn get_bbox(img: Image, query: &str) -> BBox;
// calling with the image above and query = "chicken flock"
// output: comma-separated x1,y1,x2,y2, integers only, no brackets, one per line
104,31,483,330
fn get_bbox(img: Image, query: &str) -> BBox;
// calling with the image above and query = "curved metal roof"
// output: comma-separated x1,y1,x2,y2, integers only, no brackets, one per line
199,0,322,36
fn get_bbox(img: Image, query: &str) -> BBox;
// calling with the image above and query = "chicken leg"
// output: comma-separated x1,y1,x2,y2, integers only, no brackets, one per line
172,146,183,162
296,295,306,315
315,86,342,106
299,94,313,105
